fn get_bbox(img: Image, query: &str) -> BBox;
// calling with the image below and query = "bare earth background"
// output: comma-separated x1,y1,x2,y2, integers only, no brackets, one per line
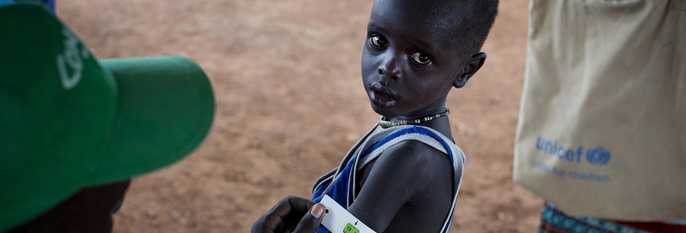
58,0,542,232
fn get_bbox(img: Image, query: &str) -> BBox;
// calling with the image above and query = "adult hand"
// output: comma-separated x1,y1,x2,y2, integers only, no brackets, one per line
252,196,326,233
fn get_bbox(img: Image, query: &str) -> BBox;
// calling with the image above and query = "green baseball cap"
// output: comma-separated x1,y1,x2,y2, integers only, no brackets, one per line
0,3,215,231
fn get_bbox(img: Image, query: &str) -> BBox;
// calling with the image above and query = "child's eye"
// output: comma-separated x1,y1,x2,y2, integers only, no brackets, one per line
370,35,388,48
411,52,432,65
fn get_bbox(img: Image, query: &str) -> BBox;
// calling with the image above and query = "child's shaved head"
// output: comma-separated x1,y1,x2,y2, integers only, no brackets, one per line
373,0,498,57
435,0,498,56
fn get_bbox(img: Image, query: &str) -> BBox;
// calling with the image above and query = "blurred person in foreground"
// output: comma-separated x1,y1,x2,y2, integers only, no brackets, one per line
0,2,324,233
0,3,214,232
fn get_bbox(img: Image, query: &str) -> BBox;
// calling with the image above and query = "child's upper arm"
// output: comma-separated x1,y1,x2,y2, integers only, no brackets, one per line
346,140,445,232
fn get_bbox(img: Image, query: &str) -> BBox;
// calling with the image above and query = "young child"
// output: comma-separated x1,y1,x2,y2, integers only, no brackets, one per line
311,0,498,232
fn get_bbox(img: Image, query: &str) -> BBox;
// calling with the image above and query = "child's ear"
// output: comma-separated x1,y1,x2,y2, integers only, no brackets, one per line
453,52,487,88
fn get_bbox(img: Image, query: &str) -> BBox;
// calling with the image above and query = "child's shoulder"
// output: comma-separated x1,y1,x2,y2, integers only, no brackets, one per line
369,124,458,159
352,129,456,232
361,125,457,191
374,138,453,181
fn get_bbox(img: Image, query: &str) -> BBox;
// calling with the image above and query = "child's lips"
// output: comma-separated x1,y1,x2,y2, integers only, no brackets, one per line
369,82,400,107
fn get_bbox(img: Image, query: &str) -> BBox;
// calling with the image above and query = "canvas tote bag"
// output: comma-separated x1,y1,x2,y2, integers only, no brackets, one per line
513,0,686,220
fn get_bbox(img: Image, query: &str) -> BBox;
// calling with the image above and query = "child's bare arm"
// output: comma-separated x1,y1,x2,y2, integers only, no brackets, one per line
346,141,453,232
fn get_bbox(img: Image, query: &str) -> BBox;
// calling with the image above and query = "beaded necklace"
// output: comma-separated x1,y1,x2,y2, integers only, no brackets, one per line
377,107,450,128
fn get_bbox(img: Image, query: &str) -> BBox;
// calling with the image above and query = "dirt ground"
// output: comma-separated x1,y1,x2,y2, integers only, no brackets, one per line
58,0,542,232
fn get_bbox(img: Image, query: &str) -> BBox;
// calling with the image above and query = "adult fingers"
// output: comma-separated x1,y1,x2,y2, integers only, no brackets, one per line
251,196,317,233
284,196,317,217
292,203,326,233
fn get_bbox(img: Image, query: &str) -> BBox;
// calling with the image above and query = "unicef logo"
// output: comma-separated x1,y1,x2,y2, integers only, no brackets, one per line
586,147,611,165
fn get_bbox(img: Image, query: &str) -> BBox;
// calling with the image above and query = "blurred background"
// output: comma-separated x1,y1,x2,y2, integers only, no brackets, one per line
57,0,541,232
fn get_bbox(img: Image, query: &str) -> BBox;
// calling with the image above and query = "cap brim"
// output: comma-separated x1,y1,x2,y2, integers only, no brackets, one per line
91,56,215,185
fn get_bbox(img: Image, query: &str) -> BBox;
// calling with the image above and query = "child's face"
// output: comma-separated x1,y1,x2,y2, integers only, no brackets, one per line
361,0,471,119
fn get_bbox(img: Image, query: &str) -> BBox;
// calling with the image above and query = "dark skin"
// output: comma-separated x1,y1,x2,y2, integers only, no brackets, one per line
253,0,487,232
349,0,486,232
251,196,326,233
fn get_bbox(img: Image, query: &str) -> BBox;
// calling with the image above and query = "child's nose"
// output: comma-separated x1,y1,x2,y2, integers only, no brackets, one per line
377,52,402,80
